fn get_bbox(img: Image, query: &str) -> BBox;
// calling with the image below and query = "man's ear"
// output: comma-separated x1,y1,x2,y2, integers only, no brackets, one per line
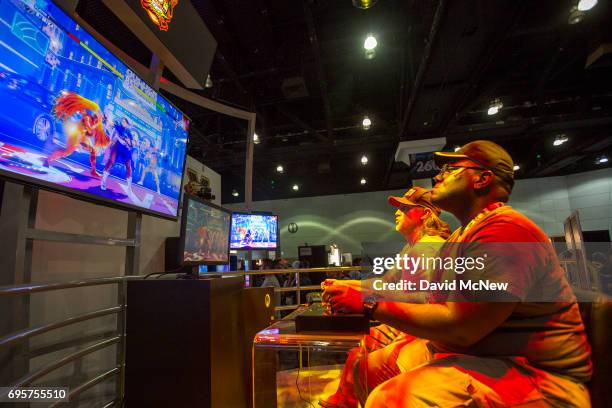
420,207,431,220
473,170,494,190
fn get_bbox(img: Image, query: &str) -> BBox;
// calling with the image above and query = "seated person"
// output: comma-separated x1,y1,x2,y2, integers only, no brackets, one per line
323,141,592,407
320,186,451,407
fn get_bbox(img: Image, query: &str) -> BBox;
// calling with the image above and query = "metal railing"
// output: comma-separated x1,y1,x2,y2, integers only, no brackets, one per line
0,275,141,407
0,267,362,406
200,266,364,311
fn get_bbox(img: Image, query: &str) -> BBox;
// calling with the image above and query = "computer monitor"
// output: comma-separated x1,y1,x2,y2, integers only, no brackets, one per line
179,195,231,265
230,213,278,250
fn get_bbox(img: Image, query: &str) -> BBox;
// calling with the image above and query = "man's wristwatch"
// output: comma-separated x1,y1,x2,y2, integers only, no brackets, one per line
363,301,379,318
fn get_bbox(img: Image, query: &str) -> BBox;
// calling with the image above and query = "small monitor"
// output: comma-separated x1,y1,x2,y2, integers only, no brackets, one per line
179,195,231,265
230,213,278,250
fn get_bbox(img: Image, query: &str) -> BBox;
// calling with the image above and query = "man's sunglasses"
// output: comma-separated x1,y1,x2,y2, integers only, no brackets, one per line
436,164,488,179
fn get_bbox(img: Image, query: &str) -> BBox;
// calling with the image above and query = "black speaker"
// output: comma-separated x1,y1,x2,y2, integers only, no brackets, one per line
164,236,180,271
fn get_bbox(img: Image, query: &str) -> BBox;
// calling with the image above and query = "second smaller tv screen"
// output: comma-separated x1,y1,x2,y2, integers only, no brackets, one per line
182,196,231,264
230,213,278,249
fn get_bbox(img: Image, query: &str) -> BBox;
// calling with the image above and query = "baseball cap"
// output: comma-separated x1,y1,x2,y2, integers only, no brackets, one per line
433,140,515,189
388,186,441,215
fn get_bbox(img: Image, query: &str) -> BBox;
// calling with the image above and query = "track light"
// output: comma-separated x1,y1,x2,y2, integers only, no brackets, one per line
253,133,260,144
292,184,299,191
513,164,520,171
232,190,239,197
361,155,368,165
360,178,367,185
553,135,569,146
487,99,503,116
205,74,213,88
596,155,608,164
362,116,371,130
276,165,284,174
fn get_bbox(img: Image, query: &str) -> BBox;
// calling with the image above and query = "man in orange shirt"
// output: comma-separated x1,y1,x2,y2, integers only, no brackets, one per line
324,140,592,407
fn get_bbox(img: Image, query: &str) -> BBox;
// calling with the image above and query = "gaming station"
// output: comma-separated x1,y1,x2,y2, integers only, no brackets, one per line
0,1,611,407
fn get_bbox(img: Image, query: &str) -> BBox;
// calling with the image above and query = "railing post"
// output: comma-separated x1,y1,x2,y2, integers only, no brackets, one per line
116,280,126,404
0,181,36,390
296,272,301,305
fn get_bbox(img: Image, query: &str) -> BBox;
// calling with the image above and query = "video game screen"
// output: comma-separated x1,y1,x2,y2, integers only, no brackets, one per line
230,213,278,249
181,196,231,265
0,0,189,218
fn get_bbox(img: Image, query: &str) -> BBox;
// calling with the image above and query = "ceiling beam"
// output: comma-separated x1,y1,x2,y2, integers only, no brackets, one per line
303,0,334,141
397,0,447,140
382,0,446,188
204,135,397,170
274,105,329,143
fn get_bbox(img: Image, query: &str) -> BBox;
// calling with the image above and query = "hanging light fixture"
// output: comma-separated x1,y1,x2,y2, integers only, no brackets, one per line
361,155,368,165
205,74,213,88
553,135,569,146
487,99,503,116
253,133,260,144
360,178,367,185
596,155,608,164
232,190,239,197
513,164,520,171
276,165,284,174
577,0,597,11
292,184,299,191
364,35,377,50
363,35,377,59
362,116,372,130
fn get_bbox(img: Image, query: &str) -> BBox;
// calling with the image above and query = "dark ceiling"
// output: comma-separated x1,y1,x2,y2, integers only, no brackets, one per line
77,0,612,204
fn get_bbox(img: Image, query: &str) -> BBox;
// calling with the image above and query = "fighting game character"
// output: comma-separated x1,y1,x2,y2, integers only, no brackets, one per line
101,118,135,193
46,91,110,177
137,138,161,194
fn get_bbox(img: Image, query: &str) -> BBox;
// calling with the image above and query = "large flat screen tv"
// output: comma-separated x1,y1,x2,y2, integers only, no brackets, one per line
0,0,189,219
230,212,278,250
180,195,231,265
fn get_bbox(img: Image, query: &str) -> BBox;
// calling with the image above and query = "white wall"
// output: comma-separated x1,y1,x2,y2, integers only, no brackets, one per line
226,168,612,259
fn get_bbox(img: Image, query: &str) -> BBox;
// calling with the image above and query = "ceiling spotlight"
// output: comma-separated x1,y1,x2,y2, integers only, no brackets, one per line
553,135,569,146
577,0,597,11
276,165,284,173
205,74,213,88
454,146,461,152
364,35,377,50
361,155,368,165
513,164,520,171
292,184,299,191
253,133,260,144
596,155,608,164
352,0,378,9
231,190,239,197
487,99,503,116
362,116,372,130
360,178,367,185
